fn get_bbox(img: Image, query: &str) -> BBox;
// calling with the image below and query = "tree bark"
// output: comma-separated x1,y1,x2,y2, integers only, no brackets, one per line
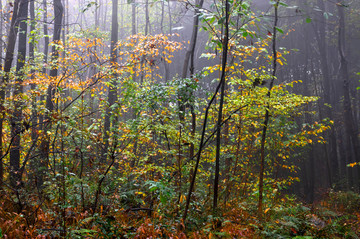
39,0,63,188
0,0,4,187
258,0,279,219
313,0,336,185
39,0,49,131
102,0,118,162
10,0,29,188
179,0,203,165
213,0,229,214
181,0,204,79
1,0,21,187
132,0,136,35
145,0,150,35
337,2,360,189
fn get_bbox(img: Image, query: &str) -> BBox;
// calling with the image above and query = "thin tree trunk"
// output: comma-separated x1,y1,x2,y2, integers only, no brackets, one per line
258,0,279,220
132,0,136,35
0,0,4,187
39,0,50,130
160,0,170,81
145,0,150,35
168,0,172,35
29,0,36,141
181,0,204,79
180,0,203,163
183,0,227,222
213,0,229,214
28,0,39,186
95,0,99,28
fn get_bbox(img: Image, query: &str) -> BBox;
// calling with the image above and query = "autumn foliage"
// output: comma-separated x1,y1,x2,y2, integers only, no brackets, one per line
0,0,359,238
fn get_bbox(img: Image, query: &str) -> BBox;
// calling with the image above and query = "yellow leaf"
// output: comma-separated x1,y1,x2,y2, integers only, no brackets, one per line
180,194,186,203
264,208,270,214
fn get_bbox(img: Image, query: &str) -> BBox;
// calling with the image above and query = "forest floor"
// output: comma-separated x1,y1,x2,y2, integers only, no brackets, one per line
0,190,359,238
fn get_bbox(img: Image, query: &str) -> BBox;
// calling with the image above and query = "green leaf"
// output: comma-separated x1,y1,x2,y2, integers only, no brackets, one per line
279,1,288,7
306,17,312,23
275,27,284,34
323,12,329,20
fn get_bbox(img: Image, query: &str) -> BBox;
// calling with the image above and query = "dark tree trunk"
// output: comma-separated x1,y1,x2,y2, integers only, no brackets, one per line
39,0,63,188
213,0,229,214
1,0,20,187
102,0,118,162
258,0,279,219
181,0,204,79
337,3,360,189
183,0,226,222
0,0,4,187
39,0,49,131
179,0,203,193
10,0,29,188
29,0,36,142
313,0,337,184
28,0,38,186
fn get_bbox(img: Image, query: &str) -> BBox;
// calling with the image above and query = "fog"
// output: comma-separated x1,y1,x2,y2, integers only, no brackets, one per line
0,1,359,235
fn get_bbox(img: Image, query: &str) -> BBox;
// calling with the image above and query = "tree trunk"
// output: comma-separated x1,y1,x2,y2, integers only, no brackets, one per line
1,0,21,187
0,0,4,187
10,0,29,188
313,0,337,184
132,0,136,35
337,2,360,189
102,0,118,162
181,0,204,79
29,0,36,141
258,0,279,219
39,0,49,131
179,0,203,165
145,0,150,35
39,0,63,188
213,0,229,214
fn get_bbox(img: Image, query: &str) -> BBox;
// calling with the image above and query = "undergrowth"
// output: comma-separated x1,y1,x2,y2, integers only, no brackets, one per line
0,189,359,238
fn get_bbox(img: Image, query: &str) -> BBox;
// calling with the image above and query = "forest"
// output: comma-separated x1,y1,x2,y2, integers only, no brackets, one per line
0,0,359,238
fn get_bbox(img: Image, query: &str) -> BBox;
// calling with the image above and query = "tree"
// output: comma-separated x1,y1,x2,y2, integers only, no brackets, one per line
213,0,229,214
102,0,119,162
39,0,64,188
1,0,21,187
337,1,360,189
258,0,280,219
9,0,29,188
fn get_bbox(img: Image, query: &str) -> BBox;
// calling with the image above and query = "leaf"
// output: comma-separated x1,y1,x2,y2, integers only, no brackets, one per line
306,17,312,23
275,27,284,34
323,12,329,20
279,1,288,7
